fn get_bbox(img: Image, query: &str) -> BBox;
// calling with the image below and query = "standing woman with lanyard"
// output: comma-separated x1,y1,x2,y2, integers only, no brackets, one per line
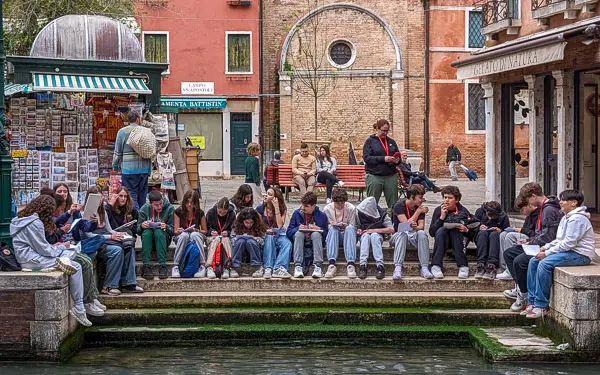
362,119,401,209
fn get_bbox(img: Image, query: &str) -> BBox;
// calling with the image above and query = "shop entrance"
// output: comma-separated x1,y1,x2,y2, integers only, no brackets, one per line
578,71,600,211
230,113,253,175
501,82,530,211
543,75,558,198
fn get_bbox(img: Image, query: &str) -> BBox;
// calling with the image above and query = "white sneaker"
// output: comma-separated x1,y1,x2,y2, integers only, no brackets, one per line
520,304,534,316
263,268,273,279
392,265,402,280
511,292,527,312
85,302,105,317
207,267,216,279
526,307,550,319
324,264,337,278
458,266,469,279
252,266,264,278
336,181,345,187
347,265,357,279
56,257,77,275
420,266,434,280
496,269,513,280
223,269,232,279
40,267,57,272
171,266,181,278
294,266,304,278
326,198,332,204
93,299,107,311
312,265,323,279
503,287,518,300
194,266,207,278
273,267,292,279
431,265,444,279
70,307,92,327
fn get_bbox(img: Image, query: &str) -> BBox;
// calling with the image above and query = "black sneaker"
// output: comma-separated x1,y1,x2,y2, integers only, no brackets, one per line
358,264,368,279
142,264,154,280
483,265,497,280
121,285,144,293
474,263,486,279
376,265,385,280
158,265,168,279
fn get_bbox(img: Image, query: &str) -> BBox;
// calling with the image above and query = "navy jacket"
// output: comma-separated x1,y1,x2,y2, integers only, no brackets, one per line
363,134,400,176
287,207,328,242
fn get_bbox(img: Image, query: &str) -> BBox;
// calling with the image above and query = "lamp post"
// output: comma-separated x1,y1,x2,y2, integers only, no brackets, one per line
0,0,14,245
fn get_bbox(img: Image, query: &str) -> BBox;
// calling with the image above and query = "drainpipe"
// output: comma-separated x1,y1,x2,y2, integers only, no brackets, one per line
259,0,265,168
424,0,431,175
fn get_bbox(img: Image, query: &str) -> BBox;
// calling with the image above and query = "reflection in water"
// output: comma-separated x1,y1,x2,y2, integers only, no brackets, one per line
1,346,600,374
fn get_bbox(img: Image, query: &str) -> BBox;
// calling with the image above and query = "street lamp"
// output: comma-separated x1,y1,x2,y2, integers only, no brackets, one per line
0,0,15,245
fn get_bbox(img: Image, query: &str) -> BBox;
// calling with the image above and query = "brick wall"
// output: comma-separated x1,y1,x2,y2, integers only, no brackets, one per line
0,291,34,352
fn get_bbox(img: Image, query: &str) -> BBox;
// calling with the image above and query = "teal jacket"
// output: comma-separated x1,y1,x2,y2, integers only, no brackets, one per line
245,155,261,185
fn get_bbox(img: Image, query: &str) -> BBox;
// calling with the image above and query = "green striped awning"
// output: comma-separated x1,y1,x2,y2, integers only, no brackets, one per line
32,73,151,94
4,83,33,97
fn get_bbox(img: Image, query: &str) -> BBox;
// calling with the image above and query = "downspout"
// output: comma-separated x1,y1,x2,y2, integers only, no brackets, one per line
259,0,265,166
424,0,431,175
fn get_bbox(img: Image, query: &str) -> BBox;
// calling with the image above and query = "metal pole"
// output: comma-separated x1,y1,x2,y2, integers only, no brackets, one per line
0,0,15,245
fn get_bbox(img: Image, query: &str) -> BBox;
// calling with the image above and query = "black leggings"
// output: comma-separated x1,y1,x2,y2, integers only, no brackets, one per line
317,171,339,199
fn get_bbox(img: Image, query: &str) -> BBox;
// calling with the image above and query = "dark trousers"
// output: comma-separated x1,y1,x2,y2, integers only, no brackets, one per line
231,236,263,268
317,171,339,199
504,245,532,293
475,230,501,267
432,227,468,267
411,175,435,190
122,173,149,210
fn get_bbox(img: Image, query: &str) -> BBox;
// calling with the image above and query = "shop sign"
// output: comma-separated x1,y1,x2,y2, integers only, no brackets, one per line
457,42,567,80
160,97,227,109
187,136,205,149
181,82,215,95
11,150,27,158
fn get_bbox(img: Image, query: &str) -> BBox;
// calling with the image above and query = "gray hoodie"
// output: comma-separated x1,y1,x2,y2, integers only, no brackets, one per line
9,214,75,265
544,206,595,259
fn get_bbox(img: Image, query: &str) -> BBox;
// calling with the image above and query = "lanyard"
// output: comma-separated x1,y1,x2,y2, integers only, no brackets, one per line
304,214,313,226
537,198,547,231
405,202,412,220
378,137,389,156
217,215,224,233
187,216,193,229
152,208,157,222
334,206,345,223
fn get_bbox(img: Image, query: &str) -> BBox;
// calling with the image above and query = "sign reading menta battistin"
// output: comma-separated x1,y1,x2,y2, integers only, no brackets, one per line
181,82,214,95
160,97,227,109
457,42,567,80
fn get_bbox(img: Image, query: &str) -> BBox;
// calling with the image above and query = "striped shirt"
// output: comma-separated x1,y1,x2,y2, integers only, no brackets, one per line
112,124,151,175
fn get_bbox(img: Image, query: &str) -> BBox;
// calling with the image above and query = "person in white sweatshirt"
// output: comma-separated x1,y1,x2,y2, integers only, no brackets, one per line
323,189,359,279
525,190,595,319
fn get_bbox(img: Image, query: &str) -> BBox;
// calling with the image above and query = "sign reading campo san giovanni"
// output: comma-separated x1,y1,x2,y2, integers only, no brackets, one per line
457,42,567,80
181,82,215,95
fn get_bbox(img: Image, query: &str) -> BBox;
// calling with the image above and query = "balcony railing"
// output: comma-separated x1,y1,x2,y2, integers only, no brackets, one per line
531,0,581,21
532,0,559,10
475,0,519,27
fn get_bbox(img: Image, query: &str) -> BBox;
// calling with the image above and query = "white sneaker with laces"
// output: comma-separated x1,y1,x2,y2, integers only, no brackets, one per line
458,266,469,279
263,268,273,279
347,265,357,279
431,265,444,279
224,269,233,279
273,267,292,279
194,266,207,278
56,257,77,275
312,265,323,279
70,307,92,327
294,266,304,278
503,287,518,300
324,264,337,278
510,292,527,312
93,299,107,311
207,267,216,279
420,266,434,279
85,302,105,317
496,269,513,280
520,304,534,316
252,266,264,278
171,266,181,278
526,307,550,319
336,181,345,187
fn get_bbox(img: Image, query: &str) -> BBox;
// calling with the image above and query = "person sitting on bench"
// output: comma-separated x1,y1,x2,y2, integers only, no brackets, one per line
398,151,440,193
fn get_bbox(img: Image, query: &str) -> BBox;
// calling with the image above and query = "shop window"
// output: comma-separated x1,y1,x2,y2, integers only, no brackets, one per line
143,32,169,67
468,11,484,49
467,83,486,132
226,32,252,74
178,113,223,161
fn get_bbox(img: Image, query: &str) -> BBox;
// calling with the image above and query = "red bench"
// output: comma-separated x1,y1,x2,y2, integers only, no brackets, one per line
267,164,366,201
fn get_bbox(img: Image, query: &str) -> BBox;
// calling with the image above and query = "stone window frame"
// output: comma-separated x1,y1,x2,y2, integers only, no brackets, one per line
327,39,356,69
464,79,486,135
465,8,484,50
225,31,253,75
142,31,170,75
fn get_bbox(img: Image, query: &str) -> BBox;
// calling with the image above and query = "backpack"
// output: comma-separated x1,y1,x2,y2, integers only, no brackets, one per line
179,241,201,278
0,242,21,272
211,242,231,279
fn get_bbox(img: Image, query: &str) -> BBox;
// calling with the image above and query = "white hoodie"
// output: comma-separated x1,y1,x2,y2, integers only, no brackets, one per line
544,206,595,259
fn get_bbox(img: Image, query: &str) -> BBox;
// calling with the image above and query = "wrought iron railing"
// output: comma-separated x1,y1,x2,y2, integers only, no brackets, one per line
531,0,560,11
474,0,519,27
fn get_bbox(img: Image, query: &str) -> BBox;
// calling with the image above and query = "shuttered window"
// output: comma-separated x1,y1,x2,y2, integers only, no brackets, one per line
143,33,169,64
227,33,252,73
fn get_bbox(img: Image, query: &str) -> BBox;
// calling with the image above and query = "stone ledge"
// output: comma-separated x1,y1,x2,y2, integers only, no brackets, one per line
554,263,600,289
551,282,599,320
0,272,67,291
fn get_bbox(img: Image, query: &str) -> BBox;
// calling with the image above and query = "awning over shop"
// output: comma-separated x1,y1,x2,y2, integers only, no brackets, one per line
4,83,33,97
32,73,151,94
160,97,227,109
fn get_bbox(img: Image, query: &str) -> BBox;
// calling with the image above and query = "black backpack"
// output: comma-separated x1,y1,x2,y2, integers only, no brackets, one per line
0,242,21,272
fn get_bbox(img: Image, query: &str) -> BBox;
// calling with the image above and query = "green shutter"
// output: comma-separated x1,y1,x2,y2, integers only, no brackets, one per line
227,34,251,73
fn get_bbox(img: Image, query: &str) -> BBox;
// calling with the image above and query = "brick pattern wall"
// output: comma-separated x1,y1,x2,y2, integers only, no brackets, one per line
0,291,34,353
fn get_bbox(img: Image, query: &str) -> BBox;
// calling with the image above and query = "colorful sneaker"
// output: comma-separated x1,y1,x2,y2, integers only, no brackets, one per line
392,265,402,280
171,266,181,278
263,268,273,279
483,265,497,280
324,264,337,279
55,257,77,275
420,266,434,279
520,304,534,316
431,265,444,279
312,265,323,279
511,292,527,312
294,266,304,278
252,266,265,278
526,307,550,319
347,265,357,279
496,269,513,280
70,307,92,327
273,267,292,279
474,264,486,279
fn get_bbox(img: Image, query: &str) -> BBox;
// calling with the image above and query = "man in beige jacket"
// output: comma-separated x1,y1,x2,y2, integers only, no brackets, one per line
292,143,317,196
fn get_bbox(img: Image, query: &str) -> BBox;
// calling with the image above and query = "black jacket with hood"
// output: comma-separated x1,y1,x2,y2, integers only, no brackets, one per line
206,203,236,233
527,196,563,246
429,203,471,237
520,209,538,238
362,134,400,176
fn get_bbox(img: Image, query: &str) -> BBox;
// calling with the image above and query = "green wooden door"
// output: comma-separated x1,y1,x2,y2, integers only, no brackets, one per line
230,113,253,175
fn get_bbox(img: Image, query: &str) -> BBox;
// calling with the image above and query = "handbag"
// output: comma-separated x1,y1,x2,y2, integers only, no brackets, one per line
127,126,156,159
0,242,21,271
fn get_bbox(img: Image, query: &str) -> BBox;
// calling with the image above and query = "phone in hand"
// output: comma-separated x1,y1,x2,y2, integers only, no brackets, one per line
393,152,401,159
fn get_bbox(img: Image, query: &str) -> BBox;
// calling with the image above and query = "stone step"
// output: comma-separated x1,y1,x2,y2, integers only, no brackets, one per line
129,276,512,293
135,262,496,278
90,307,528,327
99,291,512,309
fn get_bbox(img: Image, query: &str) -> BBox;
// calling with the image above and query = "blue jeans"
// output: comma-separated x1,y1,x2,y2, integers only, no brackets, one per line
232,235,263,268
122,173,149,210
263,231,292,269
326,225,357,264
97,244,124,289
527,251,591,308
412,175,435,190
121,247,138,287
359,232,384,266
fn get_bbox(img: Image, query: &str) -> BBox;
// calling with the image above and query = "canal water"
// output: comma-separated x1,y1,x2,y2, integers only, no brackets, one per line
1,346,600,374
